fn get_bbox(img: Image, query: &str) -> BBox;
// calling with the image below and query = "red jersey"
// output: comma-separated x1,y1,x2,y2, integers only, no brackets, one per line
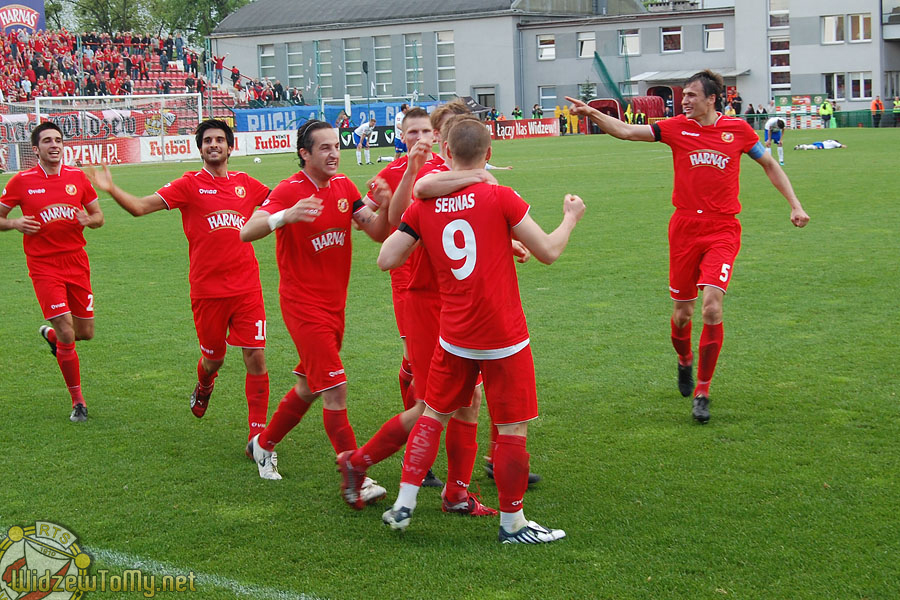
653,114,760,215
260,171,363,310
0,164,98,259
156,169,268,299
367,155,411,290
405,156,447,295
400,182,530,353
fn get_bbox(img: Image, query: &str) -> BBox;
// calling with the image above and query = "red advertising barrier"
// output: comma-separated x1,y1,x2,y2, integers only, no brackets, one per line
486,118,559,140
63,137,141,166
0,109,182,143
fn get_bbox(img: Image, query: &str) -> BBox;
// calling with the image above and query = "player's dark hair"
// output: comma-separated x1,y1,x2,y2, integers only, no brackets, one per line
31,121,62,147
402,107,429,128
685,69,724,112
776,119,785,130
194,119,234,149
296,119,333,167
446,116,490,166
400,103,409,111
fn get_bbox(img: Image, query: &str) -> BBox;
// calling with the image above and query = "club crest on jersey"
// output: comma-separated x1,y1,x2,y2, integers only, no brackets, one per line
310,227,346,253
39,203,77,223
205,209,246,231
65,184,77,196
721,132,734,143
688,149,731,170
234,186,246,198
336,198,349,213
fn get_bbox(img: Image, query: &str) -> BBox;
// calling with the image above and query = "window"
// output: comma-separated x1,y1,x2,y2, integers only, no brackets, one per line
850,14,872,42
316,41,332,100
539,85,557,110
619,29,639,56
374,35,392,97
404,33,423,96
823,73,845,100
287,42,303,90
769,0,789,28
704,23,724,51
474,86,495,110
769,37,790,92
661,27,682,52
822,15,844,44
258,44,275,82
343,38,362,98
886,71,900,99
850,71,872,99
620,82,638,97
537,34,556,60
577,32,595,58
436,31,456,101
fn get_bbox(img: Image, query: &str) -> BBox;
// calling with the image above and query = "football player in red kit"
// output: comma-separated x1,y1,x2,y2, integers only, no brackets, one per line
567,69,809,423
87,119,279,479
0,122,104,422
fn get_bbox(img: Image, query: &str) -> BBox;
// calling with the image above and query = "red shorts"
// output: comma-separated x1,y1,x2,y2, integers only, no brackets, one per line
28,252,94,320
282,299,346,394
404,291,441,399
391,286,408,338
668,210,742,301
426,344,538,425
191,289,266,361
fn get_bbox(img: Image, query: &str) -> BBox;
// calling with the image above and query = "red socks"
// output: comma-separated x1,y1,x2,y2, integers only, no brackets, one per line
494,435,530,513
695,322,723,397
671,318,693,365
400,415,443,486
46,327,58,344
56,341,84,406
350,413,409,470
399,358,415,411
196,358,217,392
444,418,478,504
323,408,357,455
245,373,269,440
258,387,311,451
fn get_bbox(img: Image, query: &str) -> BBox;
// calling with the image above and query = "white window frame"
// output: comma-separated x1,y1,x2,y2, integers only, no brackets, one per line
577,31,595,58
316,42,332,100
343,38,362,99
661,26,682,53
373,35,392,98
769,37,791,93
619,29,640,56
436,30,456,101
539,85,557,110
537,34,556,61
286,42,304,90
821,15,845,44
768,0,789,29
258,44,275,82
849,13,872,42
704,23,724,52
849,71,873,100
823,72,845,101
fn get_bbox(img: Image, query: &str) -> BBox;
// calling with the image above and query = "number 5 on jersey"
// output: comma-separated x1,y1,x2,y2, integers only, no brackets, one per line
442,219,477,280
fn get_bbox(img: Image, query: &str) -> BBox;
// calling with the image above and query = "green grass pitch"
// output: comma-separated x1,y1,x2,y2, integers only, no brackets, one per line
0,128,897,599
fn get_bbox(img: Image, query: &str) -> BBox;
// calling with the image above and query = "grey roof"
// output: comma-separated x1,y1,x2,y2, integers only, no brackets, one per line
213,0,519,36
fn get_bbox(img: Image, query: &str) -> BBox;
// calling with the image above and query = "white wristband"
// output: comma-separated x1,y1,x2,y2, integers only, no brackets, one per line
267,209,287,231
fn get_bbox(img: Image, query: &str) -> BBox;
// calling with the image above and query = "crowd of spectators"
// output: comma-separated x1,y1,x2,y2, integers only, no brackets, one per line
0,28,206,102
232,73,307,108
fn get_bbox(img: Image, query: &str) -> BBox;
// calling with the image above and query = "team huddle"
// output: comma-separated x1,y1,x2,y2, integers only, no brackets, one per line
0,69,808,545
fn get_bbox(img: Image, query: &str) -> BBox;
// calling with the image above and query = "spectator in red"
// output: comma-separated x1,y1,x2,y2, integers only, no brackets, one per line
213,53,228,84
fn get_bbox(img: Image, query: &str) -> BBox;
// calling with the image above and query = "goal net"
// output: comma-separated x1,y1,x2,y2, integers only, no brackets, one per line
0,93,202,171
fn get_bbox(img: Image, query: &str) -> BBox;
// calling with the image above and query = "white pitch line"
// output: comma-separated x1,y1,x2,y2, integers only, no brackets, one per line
85,547,325,600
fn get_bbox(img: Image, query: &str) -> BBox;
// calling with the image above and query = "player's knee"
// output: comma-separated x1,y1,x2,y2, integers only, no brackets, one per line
701,302,723,324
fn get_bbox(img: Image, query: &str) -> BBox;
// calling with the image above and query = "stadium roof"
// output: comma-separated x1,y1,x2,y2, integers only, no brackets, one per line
214,0,520,36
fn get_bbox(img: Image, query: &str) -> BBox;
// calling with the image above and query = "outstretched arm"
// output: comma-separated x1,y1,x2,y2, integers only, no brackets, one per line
565,96,655,142
511,194,585,264
753,152,810,227
413,169,497,199
86,164,166,216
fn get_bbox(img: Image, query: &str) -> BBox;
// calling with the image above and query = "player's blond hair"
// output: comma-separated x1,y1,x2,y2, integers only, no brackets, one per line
446,116,491,166
430,99,470,133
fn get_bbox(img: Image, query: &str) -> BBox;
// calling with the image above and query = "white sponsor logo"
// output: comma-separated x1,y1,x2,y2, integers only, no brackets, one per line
51,302,66,309
39,205,76,223
198,189,218,195
688,150,731,170
311,230,346,253
434,193,475,213
206,212,246,230
681,131,700,137
669,286,680,294
200,344,214,355
328,369,345,378
28,188,47,194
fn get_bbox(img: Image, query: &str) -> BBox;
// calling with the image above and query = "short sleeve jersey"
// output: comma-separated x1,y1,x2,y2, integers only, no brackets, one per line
260,171,363,310
0,164,98,258
404,155,447,295
394,111,405,132
155,169,268,299
400,182,530,352
653,113,760,215
354,123,373,137
368,155,411,289
764,117,781,131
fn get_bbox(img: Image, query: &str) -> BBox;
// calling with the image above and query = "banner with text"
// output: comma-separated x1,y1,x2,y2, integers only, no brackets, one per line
0,0,45,34
487,118,559,140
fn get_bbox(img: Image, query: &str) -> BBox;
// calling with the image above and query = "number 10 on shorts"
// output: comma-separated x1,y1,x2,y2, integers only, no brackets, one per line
255,319,267,341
